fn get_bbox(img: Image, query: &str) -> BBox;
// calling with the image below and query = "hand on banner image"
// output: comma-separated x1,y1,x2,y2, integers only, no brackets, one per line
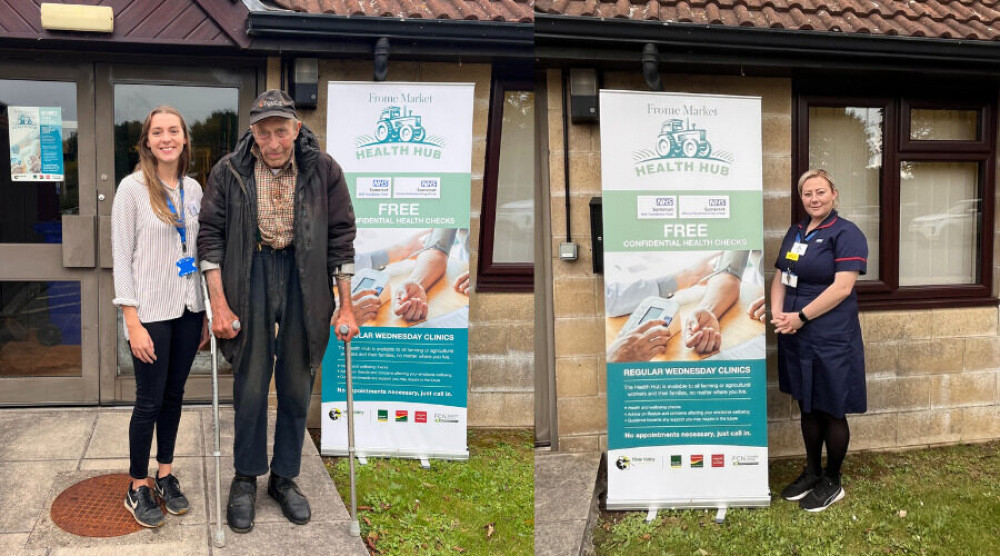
346,288,387,325
453,271,471,296
747,296,767,323
684,308,723,354
608,320,673,362
127,323,157,364
393,280,429,322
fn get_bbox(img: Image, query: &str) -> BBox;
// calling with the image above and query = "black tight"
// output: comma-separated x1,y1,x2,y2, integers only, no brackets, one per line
799,402,851,481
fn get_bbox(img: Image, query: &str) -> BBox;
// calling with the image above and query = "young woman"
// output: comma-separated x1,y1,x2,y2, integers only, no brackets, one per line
771,169,868,512
111,106,205,527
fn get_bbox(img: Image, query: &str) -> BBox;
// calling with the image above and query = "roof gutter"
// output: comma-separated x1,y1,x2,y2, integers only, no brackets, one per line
535,14,1000,75
247,12,533,58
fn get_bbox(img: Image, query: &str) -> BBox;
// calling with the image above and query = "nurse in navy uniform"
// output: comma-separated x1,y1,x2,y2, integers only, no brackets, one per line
770,169,868,512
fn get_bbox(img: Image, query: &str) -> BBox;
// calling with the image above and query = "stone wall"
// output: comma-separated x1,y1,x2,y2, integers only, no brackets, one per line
545,68,1000,454
262,58,534,428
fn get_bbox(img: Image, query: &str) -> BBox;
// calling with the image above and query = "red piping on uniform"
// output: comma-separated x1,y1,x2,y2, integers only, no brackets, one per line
835,257,866,262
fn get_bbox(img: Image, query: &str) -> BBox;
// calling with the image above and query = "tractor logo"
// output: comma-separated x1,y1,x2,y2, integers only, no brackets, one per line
632,118,734,166
354,106,445,150
656,118,712,158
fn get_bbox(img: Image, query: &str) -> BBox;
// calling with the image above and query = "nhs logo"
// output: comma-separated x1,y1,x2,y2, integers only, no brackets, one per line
637,195,677,219
356,177,392,198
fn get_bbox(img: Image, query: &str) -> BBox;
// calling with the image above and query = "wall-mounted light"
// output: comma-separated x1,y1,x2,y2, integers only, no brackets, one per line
290,58,319,109
41,3,113,33
569,68,600,123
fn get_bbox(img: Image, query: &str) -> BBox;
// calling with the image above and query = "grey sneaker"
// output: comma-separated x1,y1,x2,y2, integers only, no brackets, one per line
125,484,165,527
154,473,190,515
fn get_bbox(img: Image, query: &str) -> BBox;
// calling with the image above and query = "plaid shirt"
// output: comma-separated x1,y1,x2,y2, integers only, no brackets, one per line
253,144,296,249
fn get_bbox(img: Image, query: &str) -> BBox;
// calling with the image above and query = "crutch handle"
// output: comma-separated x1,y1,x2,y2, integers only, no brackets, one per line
339,324,350,341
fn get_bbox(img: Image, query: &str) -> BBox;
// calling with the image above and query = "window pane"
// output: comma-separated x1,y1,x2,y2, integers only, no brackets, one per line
808,106,882,280
910,109,978,141
492,90,534,264
0,281,81,377
0,80,79,244
900,162,979,286
113,84,239,188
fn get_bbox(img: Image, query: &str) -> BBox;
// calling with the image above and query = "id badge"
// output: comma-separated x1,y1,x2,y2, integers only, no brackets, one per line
176,257,197,277
791,242,808,256
781,271,798,288
785,251,799,261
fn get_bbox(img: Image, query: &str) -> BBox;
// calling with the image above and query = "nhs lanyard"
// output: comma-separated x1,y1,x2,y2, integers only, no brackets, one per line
164,181,187,252
795,227,821,244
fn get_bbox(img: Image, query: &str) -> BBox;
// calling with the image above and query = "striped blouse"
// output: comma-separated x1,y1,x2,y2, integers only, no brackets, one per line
111,171,205,324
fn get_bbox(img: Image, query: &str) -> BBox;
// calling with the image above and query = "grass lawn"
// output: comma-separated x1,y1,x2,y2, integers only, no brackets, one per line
594,441,1000,555
319,428,534,556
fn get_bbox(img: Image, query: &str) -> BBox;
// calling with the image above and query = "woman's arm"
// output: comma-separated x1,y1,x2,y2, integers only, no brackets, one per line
798,270,859,323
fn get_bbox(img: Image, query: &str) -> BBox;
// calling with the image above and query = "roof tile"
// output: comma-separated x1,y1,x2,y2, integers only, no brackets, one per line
535,1,1000,41
271,0,533,23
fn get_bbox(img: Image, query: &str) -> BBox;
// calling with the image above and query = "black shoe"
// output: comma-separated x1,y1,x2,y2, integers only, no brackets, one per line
125,484,165,528
154,473,190,515
780,469,822,501
268,473,311,525
799,476,845,512
227,475,257,533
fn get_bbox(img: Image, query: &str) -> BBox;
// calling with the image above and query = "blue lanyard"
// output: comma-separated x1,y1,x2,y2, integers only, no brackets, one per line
795,227,820,244
163,180,187,252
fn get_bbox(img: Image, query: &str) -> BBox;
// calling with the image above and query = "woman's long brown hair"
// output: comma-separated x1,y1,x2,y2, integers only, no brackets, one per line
136,106,192,224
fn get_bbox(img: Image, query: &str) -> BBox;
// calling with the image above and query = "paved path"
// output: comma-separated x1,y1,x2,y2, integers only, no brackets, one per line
534,449,603,556
0,406,368,555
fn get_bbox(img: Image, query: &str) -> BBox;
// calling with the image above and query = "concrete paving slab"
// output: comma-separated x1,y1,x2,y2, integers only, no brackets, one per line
0,410,95,462
535,521,590,556
535,452,602,523
0,532,45,556
46,524,210,556
0,460,78,534
85,410,202,460
210,521,367,556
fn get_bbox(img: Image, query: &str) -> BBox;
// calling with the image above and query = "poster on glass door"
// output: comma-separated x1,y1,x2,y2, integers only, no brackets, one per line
600,90,770,509
8,106,64,181
321,82,473,460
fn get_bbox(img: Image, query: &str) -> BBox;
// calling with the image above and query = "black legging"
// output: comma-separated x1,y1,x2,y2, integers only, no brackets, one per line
799,401,850,481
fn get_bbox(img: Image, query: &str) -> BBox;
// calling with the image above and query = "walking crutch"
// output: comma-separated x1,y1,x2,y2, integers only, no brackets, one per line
339,324,361,537
202,280,226,548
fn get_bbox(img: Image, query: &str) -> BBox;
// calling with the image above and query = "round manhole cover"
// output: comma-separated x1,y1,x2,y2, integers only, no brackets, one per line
51,474,147,537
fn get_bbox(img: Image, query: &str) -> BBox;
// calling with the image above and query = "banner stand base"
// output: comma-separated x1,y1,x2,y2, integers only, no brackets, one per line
420,458,431,469
645,509,657,523
715,507,727,524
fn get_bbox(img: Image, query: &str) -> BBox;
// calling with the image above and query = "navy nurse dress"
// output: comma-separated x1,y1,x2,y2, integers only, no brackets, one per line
774,210,868,418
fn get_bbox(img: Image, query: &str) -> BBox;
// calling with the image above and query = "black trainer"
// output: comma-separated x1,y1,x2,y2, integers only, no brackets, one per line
799,476,845,512
268,473,311,525
227,475,257,534
154,473,190,515
124,484,165,528
780,469,822,501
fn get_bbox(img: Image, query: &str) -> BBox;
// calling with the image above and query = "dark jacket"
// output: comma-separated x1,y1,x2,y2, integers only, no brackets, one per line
197,125,355,371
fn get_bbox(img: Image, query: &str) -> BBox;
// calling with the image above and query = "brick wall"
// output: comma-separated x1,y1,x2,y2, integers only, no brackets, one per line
545,69,1000,454
262,58,534,428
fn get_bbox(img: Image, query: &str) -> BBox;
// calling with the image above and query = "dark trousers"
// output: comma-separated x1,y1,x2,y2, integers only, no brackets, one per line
233,247,313,478
129,309,202,480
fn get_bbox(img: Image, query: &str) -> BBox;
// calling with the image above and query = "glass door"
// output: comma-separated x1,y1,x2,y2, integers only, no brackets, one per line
95,63,256,403
0,60,100,404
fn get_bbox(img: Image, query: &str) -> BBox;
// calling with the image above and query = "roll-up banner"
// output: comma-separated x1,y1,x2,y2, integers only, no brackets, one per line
600,90,770,510
322,82,474,460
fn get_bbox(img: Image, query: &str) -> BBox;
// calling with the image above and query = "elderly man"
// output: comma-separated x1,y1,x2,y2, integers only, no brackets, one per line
198,89,358,533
